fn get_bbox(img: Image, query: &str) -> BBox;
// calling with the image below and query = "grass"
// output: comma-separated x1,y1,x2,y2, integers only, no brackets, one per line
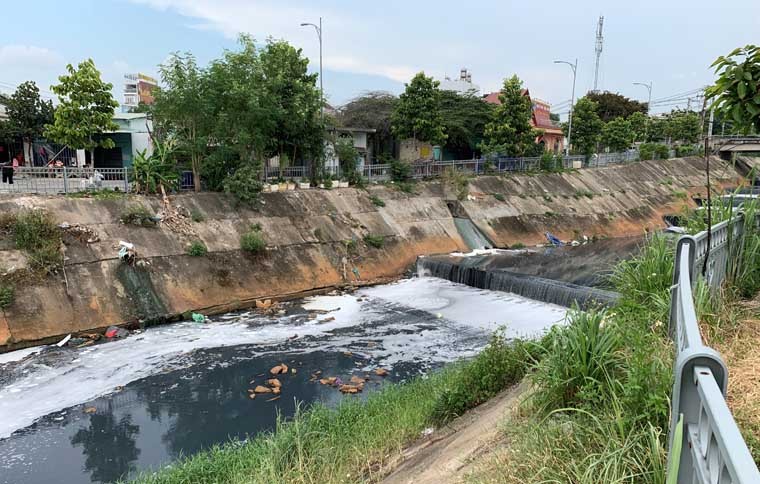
67,188,126,200
0,283,14,309
5,210,62,276
190,209,206,223
442,167,470,201
363,234,385,249
493,193,506,202
127,333,531,484
120,204,157,227
240,225,266,253
187,240,208,257
369,195,386,207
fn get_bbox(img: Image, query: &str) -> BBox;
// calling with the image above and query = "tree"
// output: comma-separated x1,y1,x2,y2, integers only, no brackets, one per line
4,81,54,157
439,90,495,159
667,109,701,144
601,117,634,151
338,91,396,159
627,111,648,143
45,60,119,164
707,45,760,134
647,116,669,143
567,97,603,158
481,75,538,157
391,72,446,145
153,52,210,191
586,91,647,122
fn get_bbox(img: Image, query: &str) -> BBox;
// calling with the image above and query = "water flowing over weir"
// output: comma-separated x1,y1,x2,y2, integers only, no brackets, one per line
418,257,619,309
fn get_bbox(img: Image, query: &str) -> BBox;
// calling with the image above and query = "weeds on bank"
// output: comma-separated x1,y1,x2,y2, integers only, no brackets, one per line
120,204,157,227
363,234,385,249
187,240,208,257
369,194,385,207
5,210,62,276
240,224,266,253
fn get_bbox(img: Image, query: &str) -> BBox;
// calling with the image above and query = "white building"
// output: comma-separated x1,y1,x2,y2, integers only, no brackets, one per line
439,68,480,96
123,73,158,112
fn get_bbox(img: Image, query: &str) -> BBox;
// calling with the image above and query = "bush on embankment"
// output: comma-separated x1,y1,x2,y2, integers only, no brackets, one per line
128,333,532,484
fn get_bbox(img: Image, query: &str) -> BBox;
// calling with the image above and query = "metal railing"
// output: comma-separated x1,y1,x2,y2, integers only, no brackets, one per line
668,216,760,483
0,166,130,194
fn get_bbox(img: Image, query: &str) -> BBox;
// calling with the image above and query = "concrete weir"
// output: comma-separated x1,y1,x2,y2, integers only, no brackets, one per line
0,157,743,350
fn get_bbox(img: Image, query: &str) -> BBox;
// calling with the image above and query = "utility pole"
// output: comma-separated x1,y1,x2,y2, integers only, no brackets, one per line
593,16,604,92
633,81,652,139
300,17,323,121
555,59,578,155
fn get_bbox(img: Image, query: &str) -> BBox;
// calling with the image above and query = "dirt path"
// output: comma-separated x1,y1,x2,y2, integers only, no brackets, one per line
380,381,527,484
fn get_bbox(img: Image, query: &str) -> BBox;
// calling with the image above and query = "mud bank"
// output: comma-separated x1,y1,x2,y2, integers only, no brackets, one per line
0,157,742,349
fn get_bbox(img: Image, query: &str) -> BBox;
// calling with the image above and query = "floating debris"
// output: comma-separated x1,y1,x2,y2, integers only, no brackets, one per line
374,368,389,377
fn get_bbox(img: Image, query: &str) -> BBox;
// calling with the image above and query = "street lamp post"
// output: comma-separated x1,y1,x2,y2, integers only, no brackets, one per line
554,59,577,156
633,81,653,139
300,17,323,121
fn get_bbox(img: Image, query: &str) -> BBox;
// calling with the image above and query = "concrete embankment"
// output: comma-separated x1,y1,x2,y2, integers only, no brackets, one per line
0,157,742,350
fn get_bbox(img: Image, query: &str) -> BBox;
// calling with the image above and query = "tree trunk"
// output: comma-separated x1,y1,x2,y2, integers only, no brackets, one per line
192,152,201,192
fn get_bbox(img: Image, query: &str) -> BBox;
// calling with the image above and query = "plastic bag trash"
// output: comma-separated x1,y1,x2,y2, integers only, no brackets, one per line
545,232,563,247
191,313,206,323
105,326,129,338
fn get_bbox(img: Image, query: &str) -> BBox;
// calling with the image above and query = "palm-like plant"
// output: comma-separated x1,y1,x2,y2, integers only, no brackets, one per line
131,138,179,194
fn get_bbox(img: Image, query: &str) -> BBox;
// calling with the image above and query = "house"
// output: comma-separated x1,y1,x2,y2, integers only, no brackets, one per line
88,112,153,168
325,127,376,171
483,90,564,153
440,68,481,96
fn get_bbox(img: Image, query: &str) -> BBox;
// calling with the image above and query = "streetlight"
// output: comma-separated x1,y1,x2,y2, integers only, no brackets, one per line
300,17,323,121
554,59,577,156
633,81,653,140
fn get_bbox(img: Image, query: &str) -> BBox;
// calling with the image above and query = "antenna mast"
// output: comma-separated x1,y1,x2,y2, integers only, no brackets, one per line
593,15,604,92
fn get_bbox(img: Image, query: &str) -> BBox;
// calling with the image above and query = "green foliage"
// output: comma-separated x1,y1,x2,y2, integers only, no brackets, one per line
0,284,14,309
395,181,416,194
45,59,119,153
539,151,563,172
612,233,674,315
667,110,702,144
707,45,760,133
675,144,700,157
2,81,54,142
389,158,411,183
337,92,397,159
120,205,157,227
391,72,447,145
481,75,538,157
334,138,360,183
568,97,603,158
131,139,179,194
586,91,648,122
11,210,62,276
639,143,670,160
187,240,208,257
493,193,506,202
66,188,125,200
369,195,385,207
430,331,536,425
439,89,495,159
628,111,649,143
240,225,266,253
363,234,385,248
531,309,623,412
510,242,526,249
441,167,470,200
190,209,205,223
342,238,358,253
223,164,263,205
601,117,634,152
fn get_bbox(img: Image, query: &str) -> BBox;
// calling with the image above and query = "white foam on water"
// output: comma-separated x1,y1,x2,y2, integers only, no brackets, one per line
0,278,566,439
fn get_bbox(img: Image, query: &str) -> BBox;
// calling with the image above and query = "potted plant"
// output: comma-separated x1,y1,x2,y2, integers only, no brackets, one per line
286,179,296,191
298,178,310,189
277,177,287,192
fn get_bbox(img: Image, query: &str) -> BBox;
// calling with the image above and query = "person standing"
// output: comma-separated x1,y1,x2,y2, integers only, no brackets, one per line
2,153,21,184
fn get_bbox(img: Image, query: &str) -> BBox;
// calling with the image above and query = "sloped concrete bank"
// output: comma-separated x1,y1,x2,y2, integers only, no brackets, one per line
0,157,742,350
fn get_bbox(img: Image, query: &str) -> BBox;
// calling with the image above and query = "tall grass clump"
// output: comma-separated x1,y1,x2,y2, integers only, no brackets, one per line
240,225,266,253
10,210,62,275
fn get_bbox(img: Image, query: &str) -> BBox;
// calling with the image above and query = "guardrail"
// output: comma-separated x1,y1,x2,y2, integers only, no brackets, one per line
0,167,130,194
668,215,760,483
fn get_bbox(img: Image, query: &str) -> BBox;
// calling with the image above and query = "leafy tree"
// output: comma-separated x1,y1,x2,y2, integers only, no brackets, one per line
4,81,54,152
647,116,669,143
391,72,446,145
338,91,396,159
586,91,647,122
45,59,119,163
667,109,701,144
153,52,210,191
601,117,634,151
566,97,603,158
439,90,495,159
706,45,760,133
481,75,538,157
627,111,648,143
131,138,179,194
334,138,359,183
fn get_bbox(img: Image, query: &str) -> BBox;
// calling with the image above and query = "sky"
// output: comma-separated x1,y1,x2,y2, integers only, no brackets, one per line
1,0,759,116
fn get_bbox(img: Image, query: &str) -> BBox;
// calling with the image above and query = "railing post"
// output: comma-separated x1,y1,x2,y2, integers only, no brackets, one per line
62,165,68,194
124,168,129,192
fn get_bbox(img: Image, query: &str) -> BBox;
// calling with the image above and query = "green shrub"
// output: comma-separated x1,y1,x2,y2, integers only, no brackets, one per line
12,210,62,275
223,164,263,205
493,193,506,202
187,240,208,257
190,209,206,223
396,181,416,194
675,144,699,157
441,167,470,201
639,142,670,161
323,177,333,189
430,331,536,425
131,140,179,194
363,234,384,248
540,152,561,172
119,204,157,227
0,284,14,309
369,195,385,207
390,158,411,182
240,226,266,253
510,242,526,249
343,239,358,252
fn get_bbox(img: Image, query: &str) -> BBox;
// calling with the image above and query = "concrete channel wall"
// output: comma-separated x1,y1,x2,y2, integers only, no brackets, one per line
0,157,743,350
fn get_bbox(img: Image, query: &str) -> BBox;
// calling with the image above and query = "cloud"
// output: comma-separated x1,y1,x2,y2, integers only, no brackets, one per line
0,45,62,70
129,0,422,84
